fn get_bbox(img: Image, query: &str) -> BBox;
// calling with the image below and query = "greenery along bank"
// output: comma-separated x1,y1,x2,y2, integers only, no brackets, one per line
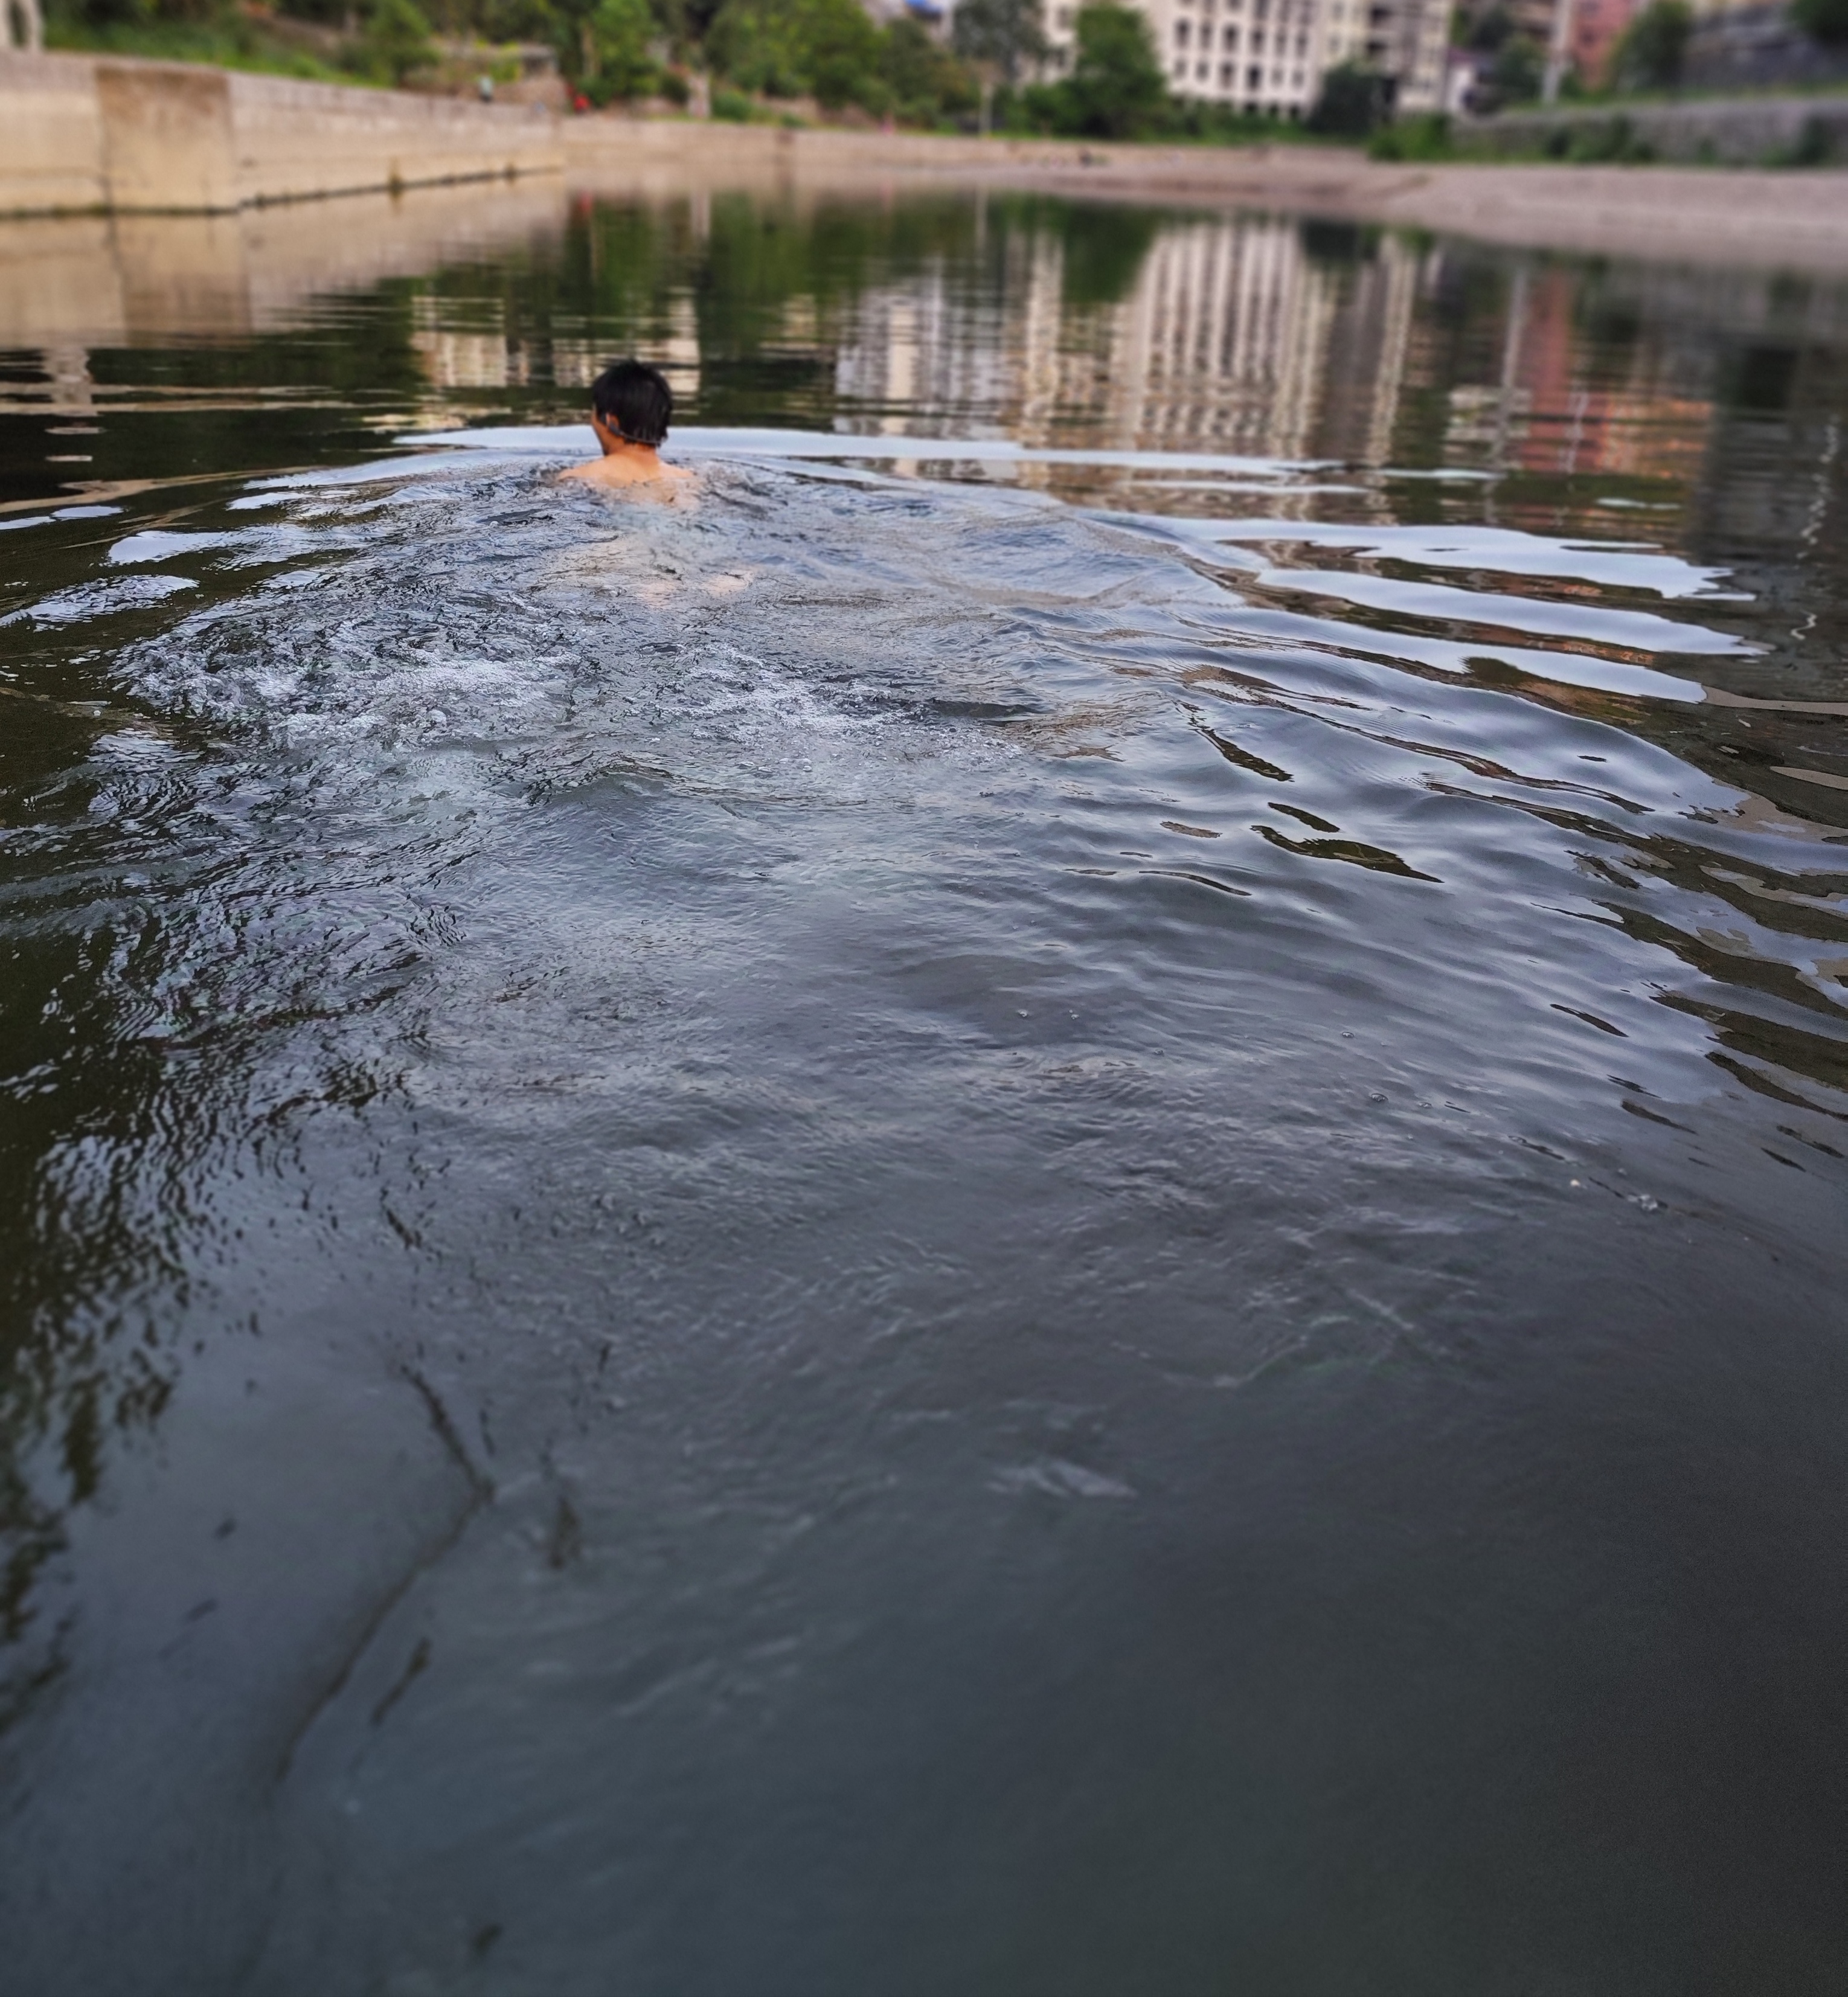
45,0,1848,143
40,0,1351,138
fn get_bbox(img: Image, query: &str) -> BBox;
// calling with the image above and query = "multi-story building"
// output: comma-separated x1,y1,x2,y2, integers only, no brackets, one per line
1039,0,1448,117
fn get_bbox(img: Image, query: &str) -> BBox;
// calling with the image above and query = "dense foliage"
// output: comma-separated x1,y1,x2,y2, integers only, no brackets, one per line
1608,0,1690,89
949,0,1046,85
1452,1,1544,106
1019,1,1165,138
1788,0,1848,46
42,0,1365,141
1307,60,1390,135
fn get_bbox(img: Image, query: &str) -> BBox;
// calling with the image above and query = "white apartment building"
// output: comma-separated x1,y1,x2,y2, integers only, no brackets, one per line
1039,0,1448,117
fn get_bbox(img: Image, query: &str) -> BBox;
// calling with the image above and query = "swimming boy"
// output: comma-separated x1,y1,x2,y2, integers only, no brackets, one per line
561,359,695,492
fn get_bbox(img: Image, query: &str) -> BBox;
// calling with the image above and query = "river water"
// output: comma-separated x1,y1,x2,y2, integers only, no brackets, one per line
1,187,1846,1993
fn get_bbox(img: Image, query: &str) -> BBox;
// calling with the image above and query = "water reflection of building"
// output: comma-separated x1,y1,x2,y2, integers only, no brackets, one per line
412,287,704,408
409,294,527,391
551,293,703,402
833,216,1424,477
1423,264,1713,486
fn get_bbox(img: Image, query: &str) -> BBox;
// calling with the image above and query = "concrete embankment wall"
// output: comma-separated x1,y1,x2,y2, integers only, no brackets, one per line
0,50,561,214
1472,93,1848,167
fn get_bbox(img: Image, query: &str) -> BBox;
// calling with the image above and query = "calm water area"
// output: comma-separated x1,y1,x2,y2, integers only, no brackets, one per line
2,184,1846,1992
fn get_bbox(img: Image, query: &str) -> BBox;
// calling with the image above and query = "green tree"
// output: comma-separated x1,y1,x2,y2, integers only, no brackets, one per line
951,0,1046,86
801,0,880,106
362,0,435,83
1463,1,1513,49
706,0,883,106
880,14,978,123
1609,0,1690,88
705,0,806,94
1790,0,1848,46
1489,31,1542,99
1308,59,1390,133
583,0,661,97
1056,1,1167,137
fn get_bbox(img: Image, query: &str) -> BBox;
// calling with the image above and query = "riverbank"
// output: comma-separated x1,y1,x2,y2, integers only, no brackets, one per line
7,50,1848,275
568,121,1848,273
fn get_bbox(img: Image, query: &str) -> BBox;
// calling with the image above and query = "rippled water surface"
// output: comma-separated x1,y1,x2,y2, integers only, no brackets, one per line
2,187,1847,1993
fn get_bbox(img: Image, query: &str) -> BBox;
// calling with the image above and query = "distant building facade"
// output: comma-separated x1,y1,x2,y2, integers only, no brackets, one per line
1038,0,1449,116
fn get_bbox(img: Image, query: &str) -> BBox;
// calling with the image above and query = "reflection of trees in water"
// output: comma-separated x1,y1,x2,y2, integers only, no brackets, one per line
1038,200,1163,309
1,789,187,1720
0,722,419,1722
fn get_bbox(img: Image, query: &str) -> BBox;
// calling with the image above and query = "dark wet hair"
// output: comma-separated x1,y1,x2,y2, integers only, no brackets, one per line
591,359,673,446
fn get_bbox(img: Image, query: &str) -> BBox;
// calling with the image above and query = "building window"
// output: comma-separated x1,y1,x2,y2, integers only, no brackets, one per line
1222,24,1237,45
1246,62,1261,85
1220,59,1234,82
1174,18,1190,43
1196,59,1208,75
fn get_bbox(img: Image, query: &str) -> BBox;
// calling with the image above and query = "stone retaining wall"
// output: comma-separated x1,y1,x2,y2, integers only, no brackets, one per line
1471,92,1848,166
1684,4,1848,94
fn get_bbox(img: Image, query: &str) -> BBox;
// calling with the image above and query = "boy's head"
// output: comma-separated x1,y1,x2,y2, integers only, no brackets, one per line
591,359,673,447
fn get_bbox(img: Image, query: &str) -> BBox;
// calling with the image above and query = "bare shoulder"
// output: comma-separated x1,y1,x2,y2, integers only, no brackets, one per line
556,457,696,498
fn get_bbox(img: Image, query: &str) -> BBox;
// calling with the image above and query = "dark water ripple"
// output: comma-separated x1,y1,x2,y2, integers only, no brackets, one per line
0,218,1846,1993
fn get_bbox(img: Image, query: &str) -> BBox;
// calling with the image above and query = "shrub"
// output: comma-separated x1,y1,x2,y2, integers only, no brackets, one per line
711,83,755,115
1368,111,1452,159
